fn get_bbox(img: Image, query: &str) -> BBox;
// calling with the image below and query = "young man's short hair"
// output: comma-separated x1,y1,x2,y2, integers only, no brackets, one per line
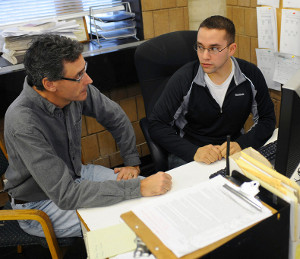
199,15,235,44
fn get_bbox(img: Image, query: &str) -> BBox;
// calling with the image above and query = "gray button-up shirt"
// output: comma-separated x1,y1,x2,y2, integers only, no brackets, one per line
4,78,141,209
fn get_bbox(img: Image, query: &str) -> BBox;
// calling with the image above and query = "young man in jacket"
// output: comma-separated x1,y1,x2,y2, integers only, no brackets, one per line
149,15,275,169
4,34,172,238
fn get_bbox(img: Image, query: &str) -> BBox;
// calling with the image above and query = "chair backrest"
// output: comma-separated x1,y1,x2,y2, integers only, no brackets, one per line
135,30,198,118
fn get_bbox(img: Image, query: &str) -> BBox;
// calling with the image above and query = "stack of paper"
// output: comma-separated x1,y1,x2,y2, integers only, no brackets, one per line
1,19,80,64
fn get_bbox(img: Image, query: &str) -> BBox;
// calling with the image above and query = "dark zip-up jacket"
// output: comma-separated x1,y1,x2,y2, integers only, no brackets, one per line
149,57,276,162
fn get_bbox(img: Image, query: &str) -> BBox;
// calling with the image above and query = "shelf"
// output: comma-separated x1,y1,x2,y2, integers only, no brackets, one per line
89,2,138,47
93,11,135,22
91,19,136,32
92,28,136,40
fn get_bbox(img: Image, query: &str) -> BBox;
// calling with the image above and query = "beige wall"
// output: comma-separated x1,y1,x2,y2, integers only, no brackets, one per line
188,0,226,30
141,0,189,39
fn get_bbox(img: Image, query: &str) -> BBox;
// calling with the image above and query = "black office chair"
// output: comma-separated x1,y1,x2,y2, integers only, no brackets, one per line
0,142,79,259
135,30,198,172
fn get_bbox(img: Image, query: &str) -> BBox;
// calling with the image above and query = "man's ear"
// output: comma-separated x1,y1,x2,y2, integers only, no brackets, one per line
228,42,237,56
42,78,57,92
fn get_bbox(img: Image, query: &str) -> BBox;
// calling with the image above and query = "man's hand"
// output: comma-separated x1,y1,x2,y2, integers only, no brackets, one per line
114,166,140,181
194,144,222,164
219,141,241,158
140,172,172,196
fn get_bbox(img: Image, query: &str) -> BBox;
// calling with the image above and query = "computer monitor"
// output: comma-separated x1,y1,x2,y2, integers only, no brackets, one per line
275,69,300,178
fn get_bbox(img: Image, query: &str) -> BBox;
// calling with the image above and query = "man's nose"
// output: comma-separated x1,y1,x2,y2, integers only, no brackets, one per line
202,49,211,59
84,73,93,85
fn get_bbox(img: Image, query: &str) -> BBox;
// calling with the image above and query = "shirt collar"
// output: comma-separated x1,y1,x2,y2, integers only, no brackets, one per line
193,57,247,87
23,76,62,116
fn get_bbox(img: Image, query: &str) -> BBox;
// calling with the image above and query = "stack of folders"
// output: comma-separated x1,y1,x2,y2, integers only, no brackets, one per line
230,148,300,259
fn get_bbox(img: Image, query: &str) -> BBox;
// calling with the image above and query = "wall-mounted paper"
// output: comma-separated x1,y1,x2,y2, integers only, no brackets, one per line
256,48,281,91
257,0,279,8
257,7,278,51
273,53,300,84
283,0,300,8
280,9,300,56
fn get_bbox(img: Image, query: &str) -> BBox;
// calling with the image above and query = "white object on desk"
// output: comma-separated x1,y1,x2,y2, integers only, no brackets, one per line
131,175,272,258
84,223,136,259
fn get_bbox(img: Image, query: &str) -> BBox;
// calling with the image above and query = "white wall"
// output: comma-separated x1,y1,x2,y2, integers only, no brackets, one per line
188,0,226,31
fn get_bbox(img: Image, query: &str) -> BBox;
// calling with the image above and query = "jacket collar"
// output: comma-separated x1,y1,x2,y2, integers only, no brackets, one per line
193,57,247,87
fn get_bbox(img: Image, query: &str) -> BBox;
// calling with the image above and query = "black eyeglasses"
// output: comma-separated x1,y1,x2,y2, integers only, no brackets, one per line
60,62,88,82
194,43,232,55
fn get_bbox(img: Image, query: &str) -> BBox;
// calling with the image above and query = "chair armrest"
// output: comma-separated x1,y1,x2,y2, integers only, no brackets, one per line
0,209,63,259
139,118,169,172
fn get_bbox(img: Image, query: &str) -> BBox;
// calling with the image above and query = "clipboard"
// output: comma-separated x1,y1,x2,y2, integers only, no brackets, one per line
121,210,270,259
121,183,279,259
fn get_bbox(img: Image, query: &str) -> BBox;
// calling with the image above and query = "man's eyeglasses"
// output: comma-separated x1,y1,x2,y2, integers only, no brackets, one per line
194,43,232,55
60,62,88,82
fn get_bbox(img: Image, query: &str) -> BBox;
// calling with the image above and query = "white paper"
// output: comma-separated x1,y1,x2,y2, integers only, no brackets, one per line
1,19,79,37
85,223,136,259
112,252,156,259
256,7,278,51
283,0,300,8
257,0,279,8
280,9,300,56
256,48,281,91
132,176,272,258
273,53,300,84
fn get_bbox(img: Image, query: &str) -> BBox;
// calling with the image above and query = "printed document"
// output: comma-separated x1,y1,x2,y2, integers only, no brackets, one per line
283,0,300,8
273,53,300,84
256,7,278,51
256,48,281,91
257,0,279,8
132,176,272,258
280,9,300,56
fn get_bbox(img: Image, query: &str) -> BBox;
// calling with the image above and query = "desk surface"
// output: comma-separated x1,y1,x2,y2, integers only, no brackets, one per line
77,160,225,231
77,129,279,232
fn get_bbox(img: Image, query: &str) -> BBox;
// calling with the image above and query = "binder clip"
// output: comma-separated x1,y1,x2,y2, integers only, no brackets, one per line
134,237,151,257
223,180,263,211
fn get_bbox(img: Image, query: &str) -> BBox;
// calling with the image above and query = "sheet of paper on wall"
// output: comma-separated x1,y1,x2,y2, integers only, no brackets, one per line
256,7,278,51
273,53,300,84
256,48,281,91
132,175,272,258
283,0,300,8
280,9,300,56
257,0,279,8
